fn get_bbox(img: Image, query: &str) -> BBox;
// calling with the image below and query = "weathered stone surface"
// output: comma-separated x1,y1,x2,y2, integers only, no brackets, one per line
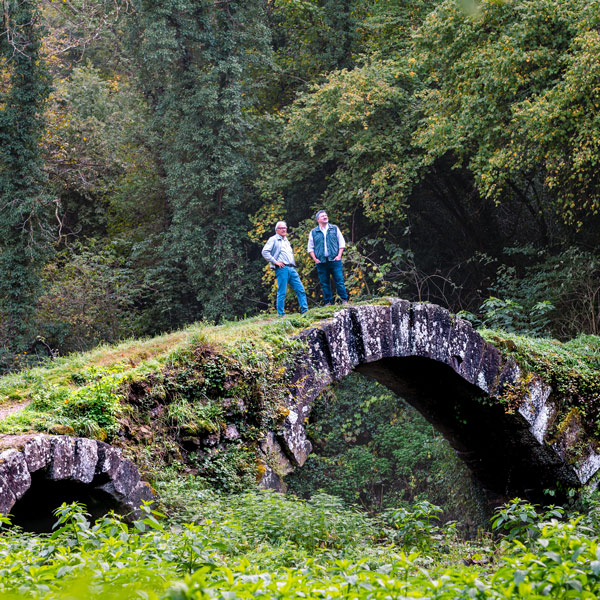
268,300,599,499
49,436,75,480
23,436,51,472
259,432,294,477
258,461,286,493
95,441,122,478
112,459,140,498
518,379,555,443
72,438,98,483
122,481,155,519
575,450,600,485
0,449,31,499
0,434,154,519
0,474,16,514
224,424,240,440
280,406,312,467
389,298,411,356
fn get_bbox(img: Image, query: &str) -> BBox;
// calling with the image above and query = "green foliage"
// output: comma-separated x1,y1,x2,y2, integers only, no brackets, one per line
44,63,148,235
128,0,272,326
416,0,600,223
491,498,564,542
35,240,144,353
287,373,488,527
3,489,600,599
268,0,362,103
209,489,375,552
482,247,600,339
0,365,126,438
385,500,448,551
0,0,54,361
191,446,256,495
480,328,600,440
479,296,554,336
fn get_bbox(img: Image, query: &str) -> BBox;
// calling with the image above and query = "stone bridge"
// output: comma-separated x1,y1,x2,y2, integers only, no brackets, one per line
1,299,597,523
260,299,600,501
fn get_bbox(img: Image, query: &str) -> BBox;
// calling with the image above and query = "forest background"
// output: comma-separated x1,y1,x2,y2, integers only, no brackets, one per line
2,0,600,372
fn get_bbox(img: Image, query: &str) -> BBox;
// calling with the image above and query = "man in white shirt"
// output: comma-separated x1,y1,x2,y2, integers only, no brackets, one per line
262,221,308,316
307,210,349,305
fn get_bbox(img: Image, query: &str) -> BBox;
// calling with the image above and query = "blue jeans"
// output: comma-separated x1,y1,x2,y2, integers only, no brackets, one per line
316,259,348,304
275,266,308,316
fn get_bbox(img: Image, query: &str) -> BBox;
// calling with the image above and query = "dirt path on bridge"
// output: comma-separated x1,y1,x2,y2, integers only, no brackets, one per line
0,400,31,422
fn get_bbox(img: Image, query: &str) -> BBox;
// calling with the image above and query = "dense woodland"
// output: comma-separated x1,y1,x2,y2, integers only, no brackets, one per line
2,0,600,372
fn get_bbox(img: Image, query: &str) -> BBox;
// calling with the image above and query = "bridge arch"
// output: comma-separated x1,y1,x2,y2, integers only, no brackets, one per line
264,300,600,501
0,434,153,531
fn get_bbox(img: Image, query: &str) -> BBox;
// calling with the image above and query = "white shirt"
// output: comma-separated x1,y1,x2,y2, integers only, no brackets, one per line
276,235,295,265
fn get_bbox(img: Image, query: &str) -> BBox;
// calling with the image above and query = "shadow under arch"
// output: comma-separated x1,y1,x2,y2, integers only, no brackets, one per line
356,355,576,503
269,300,598,503
10,472,124,533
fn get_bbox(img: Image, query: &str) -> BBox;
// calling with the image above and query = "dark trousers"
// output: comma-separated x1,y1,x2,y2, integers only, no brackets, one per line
316,259,348,304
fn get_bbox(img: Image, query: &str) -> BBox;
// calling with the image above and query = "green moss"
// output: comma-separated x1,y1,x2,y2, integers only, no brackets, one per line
480,329,600,442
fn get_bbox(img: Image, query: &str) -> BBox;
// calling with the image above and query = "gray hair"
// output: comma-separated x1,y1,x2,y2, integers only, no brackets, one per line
275,221,287,231
315,210,327,221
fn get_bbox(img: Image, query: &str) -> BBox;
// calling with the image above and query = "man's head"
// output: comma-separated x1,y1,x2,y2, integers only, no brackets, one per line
315,210,329,227
275,221,288,237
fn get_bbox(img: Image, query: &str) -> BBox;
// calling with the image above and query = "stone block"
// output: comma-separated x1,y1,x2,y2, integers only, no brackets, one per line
476,343,503,395
23,436,51,472
49,436,75,480
258,461,286,493
0,474,16,515
280,411,312,467
259,432,294,476
112,459,140,497
72,438,98,483
95,442,122,478
322,309,360,379
355,305,393,363
389,298,411,357
123,481,155,519
0,450,31,499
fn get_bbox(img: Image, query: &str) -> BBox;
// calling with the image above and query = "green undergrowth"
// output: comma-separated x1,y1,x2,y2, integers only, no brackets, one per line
3,477,600,598
0,309,331,427
480,330,600,440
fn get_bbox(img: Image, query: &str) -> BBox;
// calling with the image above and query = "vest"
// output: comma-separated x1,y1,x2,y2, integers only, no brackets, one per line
312,225,339,263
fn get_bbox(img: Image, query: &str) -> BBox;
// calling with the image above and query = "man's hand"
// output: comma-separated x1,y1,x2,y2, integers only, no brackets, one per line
313,258,321,264
275,261,285,267
334,254,343,261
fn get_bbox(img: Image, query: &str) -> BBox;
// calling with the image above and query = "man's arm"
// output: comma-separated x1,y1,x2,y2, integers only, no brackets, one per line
262,237,278,265
334,227,345,260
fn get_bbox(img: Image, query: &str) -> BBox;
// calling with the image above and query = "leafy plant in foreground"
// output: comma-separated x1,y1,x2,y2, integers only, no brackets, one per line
491,498,565,543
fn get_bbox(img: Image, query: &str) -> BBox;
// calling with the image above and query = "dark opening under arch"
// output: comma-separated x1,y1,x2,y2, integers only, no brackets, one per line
10,472,123,533
357,356,577,503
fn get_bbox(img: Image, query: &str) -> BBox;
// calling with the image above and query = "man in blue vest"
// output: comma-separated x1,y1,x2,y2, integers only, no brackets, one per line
307,210,349,305
262,221,309,316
